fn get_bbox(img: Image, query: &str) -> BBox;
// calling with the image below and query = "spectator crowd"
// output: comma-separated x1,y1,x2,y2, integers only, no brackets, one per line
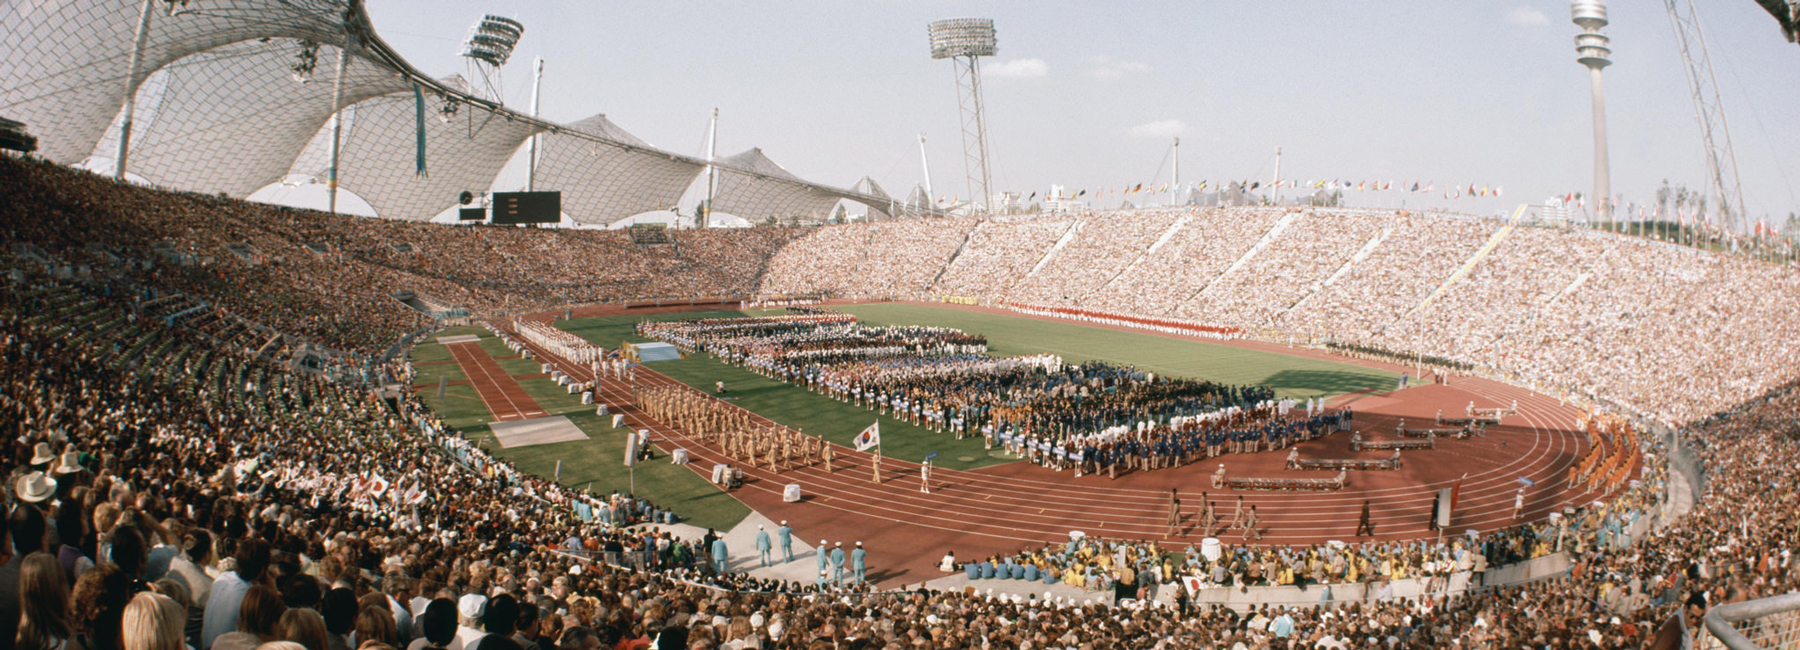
1,156,1798,649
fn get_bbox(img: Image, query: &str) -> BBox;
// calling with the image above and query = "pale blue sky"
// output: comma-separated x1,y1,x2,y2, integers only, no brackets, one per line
366,1,1800,221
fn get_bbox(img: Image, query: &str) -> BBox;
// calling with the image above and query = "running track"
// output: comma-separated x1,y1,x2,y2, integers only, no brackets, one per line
495,307,1634,587
444,340,546,422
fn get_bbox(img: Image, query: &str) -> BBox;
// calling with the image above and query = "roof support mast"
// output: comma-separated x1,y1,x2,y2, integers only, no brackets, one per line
527,56,543,191
114,0,155,180
703,107,718,228
326,31,350,214
1664,0,1747,234
918,133,934,214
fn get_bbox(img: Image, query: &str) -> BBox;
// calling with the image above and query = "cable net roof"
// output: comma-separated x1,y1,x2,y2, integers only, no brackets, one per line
711,148,842,223
0,0,894,222
304,76,541,221
96,40,408,197
0,0,351,164
531,114,704,225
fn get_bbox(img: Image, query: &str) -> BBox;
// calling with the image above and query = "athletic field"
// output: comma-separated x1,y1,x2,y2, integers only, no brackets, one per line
412,302,1407,531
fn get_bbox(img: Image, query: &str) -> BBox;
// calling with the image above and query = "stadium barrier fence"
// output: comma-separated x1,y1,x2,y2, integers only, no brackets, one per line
1706,593,1800,650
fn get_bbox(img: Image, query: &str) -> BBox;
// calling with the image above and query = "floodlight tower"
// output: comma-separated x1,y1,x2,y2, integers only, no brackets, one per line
1572,0,1613,222
929,18,998,213
460,15,524,104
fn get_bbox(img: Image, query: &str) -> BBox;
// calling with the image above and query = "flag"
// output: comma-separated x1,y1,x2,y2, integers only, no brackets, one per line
924,451,939,462
1449,473,1467,514
413,84,429,178
853,421,881,451
1516,476,1536,487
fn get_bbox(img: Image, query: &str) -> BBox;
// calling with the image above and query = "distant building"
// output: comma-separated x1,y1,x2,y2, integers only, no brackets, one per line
1043,185,1087,214
990,192,1022,215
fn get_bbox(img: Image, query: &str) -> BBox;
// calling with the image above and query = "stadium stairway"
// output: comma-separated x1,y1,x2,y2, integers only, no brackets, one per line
1097,212,1195,296
1023,218,1084,279
1398,204,1527,324
1178,210,1303,314
927,222,980,290
1274,226,1392,322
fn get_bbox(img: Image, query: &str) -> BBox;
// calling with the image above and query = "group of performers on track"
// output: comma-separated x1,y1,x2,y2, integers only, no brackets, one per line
638,312,1347,478
632,383,835,474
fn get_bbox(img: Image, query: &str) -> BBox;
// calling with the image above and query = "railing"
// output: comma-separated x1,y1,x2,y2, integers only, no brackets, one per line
1705,593,1800,650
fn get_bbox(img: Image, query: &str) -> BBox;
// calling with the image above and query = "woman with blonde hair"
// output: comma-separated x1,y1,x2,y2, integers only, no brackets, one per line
18,552,73,650
120,592,185,650
276,609,330,650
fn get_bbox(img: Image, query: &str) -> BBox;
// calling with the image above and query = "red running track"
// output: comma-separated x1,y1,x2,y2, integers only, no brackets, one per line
497,310,1633,588
445,341,547,422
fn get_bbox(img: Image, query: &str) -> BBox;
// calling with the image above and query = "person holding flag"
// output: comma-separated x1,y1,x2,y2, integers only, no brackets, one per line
855,421,882,483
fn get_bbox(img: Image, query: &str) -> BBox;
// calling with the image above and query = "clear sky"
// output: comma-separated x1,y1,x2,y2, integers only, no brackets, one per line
365,0,1800,223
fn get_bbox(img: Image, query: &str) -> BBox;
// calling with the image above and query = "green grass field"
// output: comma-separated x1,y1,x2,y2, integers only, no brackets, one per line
838,303,1402,399
409,324,752,530
410,303,1405,532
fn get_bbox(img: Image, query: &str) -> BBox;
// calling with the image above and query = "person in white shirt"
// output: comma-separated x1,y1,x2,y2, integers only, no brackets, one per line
200,538,271,650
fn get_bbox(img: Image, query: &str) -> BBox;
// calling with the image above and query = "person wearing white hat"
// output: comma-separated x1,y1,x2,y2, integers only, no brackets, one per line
777,521,792,562
51,449,82,477
755,525,771,567
455,593,488,649
851,541,866,584
28,442,54,468
829,542,846,585
815,540,829,576
12,471,56,504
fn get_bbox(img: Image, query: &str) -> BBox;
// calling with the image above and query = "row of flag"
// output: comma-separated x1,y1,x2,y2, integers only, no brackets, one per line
933,180,1511,205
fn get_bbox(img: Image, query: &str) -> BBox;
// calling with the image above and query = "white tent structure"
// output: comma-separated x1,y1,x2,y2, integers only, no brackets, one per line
0,0,897,225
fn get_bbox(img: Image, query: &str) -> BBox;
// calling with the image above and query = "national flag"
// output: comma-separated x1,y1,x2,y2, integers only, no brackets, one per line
853,421,881,451
1449,473,1467,514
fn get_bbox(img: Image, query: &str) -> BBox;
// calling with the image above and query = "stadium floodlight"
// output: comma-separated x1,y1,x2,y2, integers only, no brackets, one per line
460,15,523,104
1572,0,1613,222
929,18,998,214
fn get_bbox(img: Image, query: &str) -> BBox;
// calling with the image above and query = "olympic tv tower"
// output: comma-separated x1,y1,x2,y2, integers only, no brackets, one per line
1572,0,1612,221
929,18,998,213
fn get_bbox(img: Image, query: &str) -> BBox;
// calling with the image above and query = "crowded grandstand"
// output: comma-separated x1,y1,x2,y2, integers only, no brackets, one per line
5,0,1800,649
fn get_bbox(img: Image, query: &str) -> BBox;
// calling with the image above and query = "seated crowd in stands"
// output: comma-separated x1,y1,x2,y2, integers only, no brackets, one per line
0,156,1796,650
2,264,1797,649
0,156,802,357
762,207,1800,428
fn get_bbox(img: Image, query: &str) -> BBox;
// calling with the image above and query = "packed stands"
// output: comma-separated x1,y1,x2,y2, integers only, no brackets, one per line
4,157,1800,649
763,207,1800,426
0,156,801,356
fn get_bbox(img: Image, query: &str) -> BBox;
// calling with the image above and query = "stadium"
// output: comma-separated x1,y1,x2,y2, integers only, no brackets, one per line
1,1,1798,649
